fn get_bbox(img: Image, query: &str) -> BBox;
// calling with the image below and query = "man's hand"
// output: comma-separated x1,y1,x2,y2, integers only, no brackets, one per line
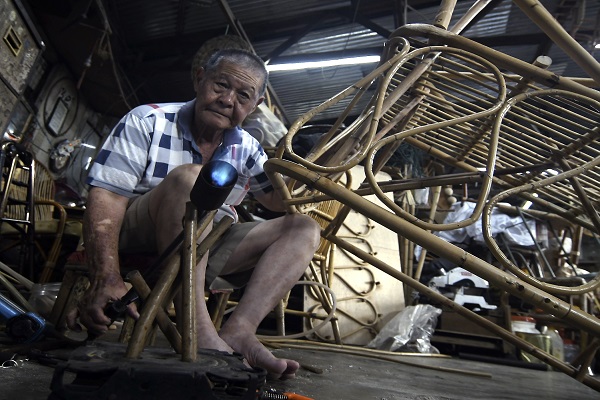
68,187,133,337
66,271,139,336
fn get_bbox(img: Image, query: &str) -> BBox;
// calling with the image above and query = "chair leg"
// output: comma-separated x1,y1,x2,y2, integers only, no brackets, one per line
118,315,136,343
274,299,285,336
207,290,233,330
48,267,89,330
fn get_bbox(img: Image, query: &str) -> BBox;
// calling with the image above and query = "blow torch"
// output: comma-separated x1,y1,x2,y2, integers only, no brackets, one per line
100,160,239,328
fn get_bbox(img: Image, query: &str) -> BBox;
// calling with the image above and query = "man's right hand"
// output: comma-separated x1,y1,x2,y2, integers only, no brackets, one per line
65,271,139,336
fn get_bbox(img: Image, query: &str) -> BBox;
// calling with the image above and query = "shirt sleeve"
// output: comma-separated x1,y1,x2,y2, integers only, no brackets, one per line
86,109,153,197
247,146,273,195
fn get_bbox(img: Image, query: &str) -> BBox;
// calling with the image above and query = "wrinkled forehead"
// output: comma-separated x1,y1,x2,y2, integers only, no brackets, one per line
209,60,264,96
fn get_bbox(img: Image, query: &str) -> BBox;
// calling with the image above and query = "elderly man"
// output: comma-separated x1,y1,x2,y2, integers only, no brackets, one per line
67,49,321,379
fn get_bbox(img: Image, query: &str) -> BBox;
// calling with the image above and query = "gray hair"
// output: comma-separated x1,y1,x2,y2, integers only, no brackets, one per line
204,49,269,97
190,35,252,81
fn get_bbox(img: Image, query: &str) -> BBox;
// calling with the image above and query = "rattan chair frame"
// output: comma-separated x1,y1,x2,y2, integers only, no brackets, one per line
266,0,600,392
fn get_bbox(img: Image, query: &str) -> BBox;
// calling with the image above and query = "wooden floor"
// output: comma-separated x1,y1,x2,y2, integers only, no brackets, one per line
2,330,599,400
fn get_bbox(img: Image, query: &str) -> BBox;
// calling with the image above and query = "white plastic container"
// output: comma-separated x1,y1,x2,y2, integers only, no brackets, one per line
541,326,565,362
511,316,549,364
511,316,540,334
29,282,61,318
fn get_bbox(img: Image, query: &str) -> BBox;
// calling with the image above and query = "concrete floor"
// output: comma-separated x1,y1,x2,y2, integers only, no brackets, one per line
1,331,599,400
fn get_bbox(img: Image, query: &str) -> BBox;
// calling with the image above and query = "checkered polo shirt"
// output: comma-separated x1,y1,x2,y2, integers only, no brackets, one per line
86,100,273,222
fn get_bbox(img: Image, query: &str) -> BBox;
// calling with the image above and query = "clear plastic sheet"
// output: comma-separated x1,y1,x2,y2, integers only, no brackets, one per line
415,202,536,259
366,304,442,353
242,104,287,148
438,202,536,245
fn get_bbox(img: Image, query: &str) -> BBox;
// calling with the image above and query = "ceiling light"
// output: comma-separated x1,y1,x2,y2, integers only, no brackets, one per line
267,55,380,72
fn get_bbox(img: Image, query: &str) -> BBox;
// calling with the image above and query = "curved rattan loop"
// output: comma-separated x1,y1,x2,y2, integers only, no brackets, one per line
364,46,507,231
278,38,412,174
484,160,600,295
263,158,600,336
482,89,600,296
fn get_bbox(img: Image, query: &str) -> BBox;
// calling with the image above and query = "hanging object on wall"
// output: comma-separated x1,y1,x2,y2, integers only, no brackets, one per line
49,138,81,173
43,77,79,137
46,97,69,136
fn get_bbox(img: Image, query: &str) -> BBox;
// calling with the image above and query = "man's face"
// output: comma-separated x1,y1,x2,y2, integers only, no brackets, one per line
194,60,264,130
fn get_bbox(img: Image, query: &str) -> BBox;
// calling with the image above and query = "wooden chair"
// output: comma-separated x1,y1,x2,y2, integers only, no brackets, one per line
0,142,79,283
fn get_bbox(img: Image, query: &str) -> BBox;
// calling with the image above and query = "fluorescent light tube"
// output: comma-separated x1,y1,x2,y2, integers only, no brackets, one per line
267,55,380,72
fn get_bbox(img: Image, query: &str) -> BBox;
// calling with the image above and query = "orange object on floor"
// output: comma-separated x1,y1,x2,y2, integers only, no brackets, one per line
284,393,314,400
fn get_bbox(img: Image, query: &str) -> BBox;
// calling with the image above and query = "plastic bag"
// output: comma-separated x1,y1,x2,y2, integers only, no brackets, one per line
242,104,287,148
366,304,442,353
415,201,538,260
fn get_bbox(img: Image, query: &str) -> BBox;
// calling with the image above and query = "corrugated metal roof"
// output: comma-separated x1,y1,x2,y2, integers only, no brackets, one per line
29,0,600,124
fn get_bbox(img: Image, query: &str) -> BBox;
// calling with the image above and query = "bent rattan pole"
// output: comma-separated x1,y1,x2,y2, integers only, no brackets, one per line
127,270,182,354
125,210,217,358
264,159,600,336
512,0,600,84
181,202,198,362
483,155,600,297
556,158,600,235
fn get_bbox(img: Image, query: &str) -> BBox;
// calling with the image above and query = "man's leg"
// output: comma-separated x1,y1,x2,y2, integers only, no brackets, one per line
147,164,234,353
217,213,321,378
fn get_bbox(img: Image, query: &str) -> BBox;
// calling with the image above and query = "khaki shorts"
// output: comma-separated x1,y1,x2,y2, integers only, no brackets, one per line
120,191,260,288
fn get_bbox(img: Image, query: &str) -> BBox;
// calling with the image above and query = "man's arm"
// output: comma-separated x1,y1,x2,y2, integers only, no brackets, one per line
66,187,136,334
253,189,287,213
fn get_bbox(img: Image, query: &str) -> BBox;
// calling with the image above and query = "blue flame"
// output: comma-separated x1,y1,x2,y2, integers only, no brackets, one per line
208,161,237,187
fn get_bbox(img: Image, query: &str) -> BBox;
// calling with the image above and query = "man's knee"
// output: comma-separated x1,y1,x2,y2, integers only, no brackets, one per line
152,164,202,202
162,164,202,191
148,164,202,220
283,213,321,249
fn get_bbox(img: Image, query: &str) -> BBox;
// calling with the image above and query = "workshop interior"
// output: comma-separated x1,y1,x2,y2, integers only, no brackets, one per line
1,0,600,399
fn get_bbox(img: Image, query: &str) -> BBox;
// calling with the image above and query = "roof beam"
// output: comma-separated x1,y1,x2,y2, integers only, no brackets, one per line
336,9,393,38
264,16,328,64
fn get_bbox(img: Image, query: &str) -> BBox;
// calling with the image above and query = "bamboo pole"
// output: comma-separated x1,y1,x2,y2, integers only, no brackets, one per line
512,0,600,85
265,158,600,391
127,270,182,354
264,159,600,334
181,202,198,362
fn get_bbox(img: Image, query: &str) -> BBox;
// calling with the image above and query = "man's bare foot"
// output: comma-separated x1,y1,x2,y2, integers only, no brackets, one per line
197,329,234,353
220,326,299,379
